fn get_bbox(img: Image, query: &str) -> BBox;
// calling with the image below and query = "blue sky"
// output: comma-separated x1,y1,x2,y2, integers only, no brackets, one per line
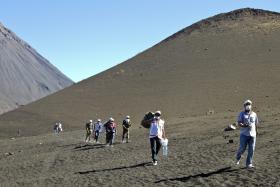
1,0,280,82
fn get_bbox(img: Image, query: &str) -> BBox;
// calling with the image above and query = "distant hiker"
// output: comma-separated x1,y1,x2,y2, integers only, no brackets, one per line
122,116,132,143
236,100,259,168
54,122,63,134
149,111,166,166
58,122,63,133
93,119,103,143
104,118,117,147
85,120,93,143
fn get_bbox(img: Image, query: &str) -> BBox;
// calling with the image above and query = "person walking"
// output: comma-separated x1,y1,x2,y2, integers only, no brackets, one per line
236,100,259,168
53,123,59,134
122,116,132,143
53,122,63,134
149,111,166,166
104,118,117,147
85,120,93,143
57,122,63,133
94,119,103,143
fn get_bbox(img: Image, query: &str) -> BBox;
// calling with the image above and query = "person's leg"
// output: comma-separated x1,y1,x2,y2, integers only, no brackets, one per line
95,131,99,142
126,129,129,143
150,137,157,162
236,135,248,162
112,132,116,144
122,129,125,142
246,136,256,166
87,132,90,141
109,133,114,145
122,129,128,143
88,131,91,141
85,133,88,142
106,133,109,144
155,137,162,155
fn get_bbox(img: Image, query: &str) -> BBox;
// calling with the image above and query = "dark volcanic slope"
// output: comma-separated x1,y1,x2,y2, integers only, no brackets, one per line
1,8,280,138
0,22,73,114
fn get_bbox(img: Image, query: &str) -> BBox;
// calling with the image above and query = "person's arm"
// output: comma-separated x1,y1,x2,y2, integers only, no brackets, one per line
162,121,166,139
256,114,259,135
238,112,247,128
122,121,127,130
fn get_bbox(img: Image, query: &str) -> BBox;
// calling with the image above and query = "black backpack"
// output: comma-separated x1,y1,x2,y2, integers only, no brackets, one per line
140,112,154,128
123,120,131,128
86,122,91,130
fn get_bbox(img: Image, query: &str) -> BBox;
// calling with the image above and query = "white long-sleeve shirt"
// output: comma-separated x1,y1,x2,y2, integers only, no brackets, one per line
149,119,165,139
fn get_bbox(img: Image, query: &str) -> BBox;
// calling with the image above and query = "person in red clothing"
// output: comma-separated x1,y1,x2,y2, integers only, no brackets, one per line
104,118,117,147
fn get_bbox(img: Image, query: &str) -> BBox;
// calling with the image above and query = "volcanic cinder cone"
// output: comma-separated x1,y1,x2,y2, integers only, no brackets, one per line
0,22,73,115
1,8,280,138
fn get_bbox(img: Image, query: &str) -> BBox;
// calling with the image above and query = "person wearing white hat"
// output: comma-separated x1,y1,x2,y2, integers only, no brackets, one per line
57,122,63,133
122,115,132,143
85,119,93,143
236,99,259,168
104,117,117,146
149,110,166,166
93,119,103,143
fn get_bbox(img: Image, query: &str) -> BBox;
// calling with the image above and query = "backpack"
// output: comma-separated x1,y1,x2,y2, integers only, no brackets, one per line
123,120,131,128
86,122,91,131
141,112,155,128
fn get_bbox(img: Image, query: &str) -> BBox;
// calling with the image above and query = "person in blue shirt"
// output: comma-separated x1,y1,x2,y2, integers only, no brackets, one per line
236,100,259,168
93,119,103,143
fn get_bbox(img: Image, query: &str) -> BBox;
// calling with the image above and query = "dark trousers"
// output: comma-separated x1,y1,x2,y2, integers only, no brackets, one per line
94,131,100,142
122,128,129,142
150,137,161,162
106,132,114,145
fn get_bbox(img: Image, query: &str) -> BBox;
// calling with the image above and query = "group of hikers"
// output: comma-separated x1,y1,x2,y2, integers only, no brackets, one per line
52,99,258,168
84,115,132,147
83,111,166,165
82,111,166,166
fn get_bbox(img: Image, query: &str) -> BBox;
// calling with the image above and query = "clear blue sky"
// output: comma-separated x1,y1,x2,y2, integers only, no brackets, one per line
0,0,280,82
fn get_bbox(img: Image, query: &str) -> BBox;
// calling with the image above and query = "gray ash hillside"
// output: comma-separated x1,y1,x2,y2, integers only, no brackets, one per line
0,22,73,114
1,8,280,138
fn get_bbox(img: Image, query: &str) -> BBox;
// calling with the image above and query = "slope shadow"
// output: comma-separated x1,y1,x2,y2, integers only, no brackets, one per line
74,144,105,151
58,143,80,148
155,166,246,183
76,161,151,175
